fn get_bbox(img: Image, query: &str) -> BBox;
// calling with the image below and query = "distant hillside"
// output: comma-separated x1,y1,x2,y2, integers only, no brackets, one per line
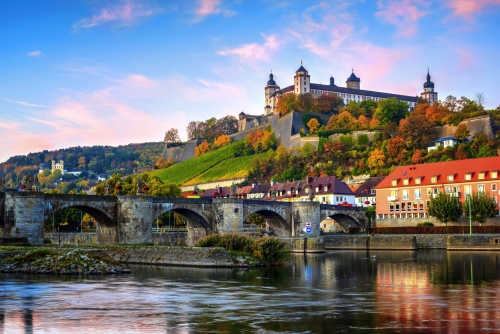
0,142,164,187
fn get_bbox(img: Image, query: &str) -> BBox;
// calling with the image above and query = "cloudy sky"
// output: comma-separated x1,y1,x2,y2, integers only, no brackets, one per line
1,0,499,162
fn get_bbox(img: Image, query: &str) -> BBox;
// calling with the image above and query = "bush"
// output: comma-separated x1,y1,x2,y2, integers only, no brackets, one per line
416,222,434,227
194,233,290,265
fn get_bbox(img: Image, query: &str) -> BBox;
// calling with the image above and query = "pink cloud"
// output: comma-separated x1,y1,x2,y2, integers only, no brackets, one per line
375,0,430,36
445,0,500,19
73,1,158,30
455,47,473,68
195,0,236,20
217,34,280,63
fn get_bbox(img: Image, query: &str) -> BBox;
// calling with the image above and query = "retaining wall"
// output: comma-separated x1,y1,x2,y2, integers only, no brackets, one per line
104,246,234,267
447,235,500,251
281,237,325,253
324,235,417,250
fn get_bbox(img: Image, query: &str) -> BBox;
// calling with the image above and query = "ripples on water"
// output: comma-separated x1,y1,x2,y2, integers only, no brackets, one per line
1,250,500,333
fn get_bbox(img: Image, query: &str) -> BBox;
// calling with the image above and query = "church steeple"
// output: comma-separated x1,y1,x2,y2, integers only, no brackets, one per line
420,67,437,104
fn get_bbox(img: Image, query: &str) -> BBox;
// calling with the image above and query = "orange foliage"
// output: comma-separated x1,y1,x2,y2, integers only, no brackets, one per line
214,134,231,148
358,115,370,128
195,141,210,157
245,129,277,153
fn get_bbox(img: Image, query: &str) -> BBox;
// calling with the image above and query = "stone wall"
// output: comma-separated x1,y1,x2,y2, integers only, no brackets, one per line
181,178,247,192
324,235,417,250
435,115,495,140
104,246,235,267
117,196,154,244
281,237,325,253
447,235,500,250
45,232,97,244
153,232,188,246
329,130,380,142
161,139,203,164
3,191,45,244
376,215,500,227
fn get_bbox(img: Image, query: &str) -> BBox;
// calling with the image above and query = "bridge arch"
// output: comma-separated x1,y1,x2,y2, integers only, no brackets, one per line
44,202,115,228
152,204,213,244
243,207,290,237
320,210,364,232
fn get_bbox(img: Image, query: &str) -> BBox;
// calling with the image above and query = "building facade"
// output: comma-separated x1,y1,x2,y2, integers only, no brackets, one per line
264,63,436,115
375,156,500,225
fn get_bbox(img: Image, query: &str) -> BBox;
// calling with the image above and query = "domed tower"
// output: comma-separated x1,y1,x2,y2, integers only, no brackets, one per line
420,68,438,103
329,75,336,86
346,69,360,89
264,71,280,115
294,61,310,95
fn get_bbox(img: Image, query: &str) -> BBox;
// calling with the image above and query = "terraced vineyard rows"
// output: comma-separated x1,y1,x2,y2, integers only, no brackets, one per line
184,153,266,186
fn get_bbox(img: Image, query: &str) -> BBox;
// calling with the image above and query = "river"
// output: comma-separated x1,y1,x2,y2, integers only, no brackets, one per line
1,250,500,333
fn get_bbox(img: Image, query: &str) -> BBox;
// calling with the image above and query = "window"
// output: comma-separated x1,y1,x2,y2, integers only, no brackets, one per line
447,174,454,182
431,176,438,183
465,173,472,180
433,188,439,195
403,179,409,185
390,190,397,197
478,184,485,193
492,171,498,179
464,185,472,196
427,188,432,195
324,186,328,192
445,186,451,193
419,201,424,210
414,189,421,199
395,203,400,211
402,189,409,200
413,201,418,210
426,200,430,208
478,172,485,180
401,202,406,211
371,189,376,195
492,184,497,191
389,203,394,212
316,187,319,192
407,201,411,211
415,177,421,184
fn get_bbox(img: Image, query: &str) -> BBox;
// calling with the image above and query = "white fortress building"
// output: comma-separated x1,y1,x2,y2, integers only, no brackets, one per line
263,63,438,115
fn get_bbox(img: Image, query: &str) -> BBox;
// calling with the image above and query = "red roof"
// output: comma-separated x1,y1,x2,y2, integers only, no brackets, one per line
376,156,500,189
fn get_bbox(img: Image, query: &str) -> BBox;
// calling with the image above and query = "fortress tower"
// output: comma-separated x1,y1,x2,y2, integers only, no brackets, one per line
264,71,280,115
346,70,360,89
294,61,310,95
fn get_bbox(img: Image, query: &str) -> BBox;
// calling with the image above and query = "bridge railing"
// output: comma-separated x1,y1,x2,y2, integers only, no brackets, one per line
152,227,188,233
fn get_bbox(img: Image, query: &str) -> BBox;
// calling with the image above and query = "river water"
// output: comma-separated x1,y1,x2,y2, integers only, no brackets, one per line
1,250,500,333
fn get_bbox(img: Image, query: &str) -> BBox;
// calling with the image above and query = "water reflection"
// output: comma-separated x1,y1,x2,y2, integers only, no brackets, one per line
0,250,500,333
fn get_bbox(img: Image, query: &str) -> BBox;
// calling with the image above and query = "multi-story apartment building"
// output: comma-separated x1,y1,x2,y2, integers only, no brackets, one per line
375,156,500,225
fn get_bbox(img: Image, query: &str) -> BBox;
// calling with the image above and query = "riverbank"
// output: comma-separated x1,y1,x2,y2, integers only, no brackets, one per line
0,244,272,275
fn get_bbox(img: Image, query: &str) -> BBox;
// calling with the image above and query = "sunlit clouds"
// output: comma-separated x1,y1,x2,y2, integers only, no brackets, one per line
218,34,281,63
444,0,500,19
375,0,430,36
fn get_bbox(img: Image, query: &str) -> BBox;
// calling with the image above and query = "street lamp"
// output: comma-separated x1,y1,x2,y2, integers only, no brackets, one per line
466,193,472,236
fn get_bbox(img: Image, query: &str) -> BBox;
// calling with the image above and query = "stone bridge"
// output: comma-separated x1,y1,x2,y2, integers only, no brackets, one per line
0,191,368,244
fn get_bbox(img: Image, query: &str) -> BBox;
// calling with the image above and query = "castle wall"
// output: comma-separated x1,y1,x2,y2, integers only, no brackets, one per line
160,139,203,164
329,130,381,142
435,115,495,140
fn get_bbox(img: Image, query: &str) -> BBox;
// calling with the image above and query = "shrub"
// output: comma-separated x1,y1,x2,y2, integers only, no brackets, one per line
194,233,290,265
416,222,434,227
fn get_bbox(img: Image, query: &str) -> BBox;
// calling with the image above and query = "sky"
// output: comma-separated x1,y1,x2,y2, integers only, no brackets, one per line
1,0,500,162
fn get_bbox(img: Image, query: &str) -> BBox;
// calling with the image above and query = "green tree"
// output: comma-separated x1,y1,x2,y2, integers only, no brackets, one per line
365,206,376,227
373,97,409,125
427,191,461,226
463,191,496,226
359,100,377,117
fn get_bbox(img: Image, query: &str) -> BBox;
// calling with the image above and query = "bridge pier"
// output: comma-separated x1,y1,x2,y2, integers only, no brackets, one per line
3,192,45,244
117,196,154,244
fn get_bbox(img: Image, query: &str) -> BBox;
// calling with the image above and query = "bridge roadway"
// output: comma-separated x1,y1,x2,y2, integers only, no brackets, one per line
0,191,367,244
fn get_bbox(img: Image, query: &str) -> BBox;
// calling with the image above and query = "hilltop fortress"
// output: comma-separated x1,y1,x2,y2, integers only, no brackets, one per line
161,64,489,163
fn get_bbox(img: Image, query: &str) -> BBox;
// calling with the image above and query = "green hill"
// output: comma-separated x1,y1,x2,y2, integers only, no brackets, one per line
150,143,262,186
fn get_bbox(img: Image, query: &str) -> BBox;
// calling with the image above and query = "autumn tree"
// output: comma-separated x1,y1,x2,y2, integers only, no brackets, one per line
213,134,231,149
359,100,377,117
344,101,366,118
307,118,320,134
155,157,174,169
326,111,357,130
443,95,460,113
164,128,181,144
276,93,299,116
384,136,407,165
398,114,433,148
78,156,86,169
297,93,315,111
367,148,385,171
245,129,278,153
373,97,409,125
316,93,344,113
411,149,422,164
454,123,470,143
195,141,210,157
